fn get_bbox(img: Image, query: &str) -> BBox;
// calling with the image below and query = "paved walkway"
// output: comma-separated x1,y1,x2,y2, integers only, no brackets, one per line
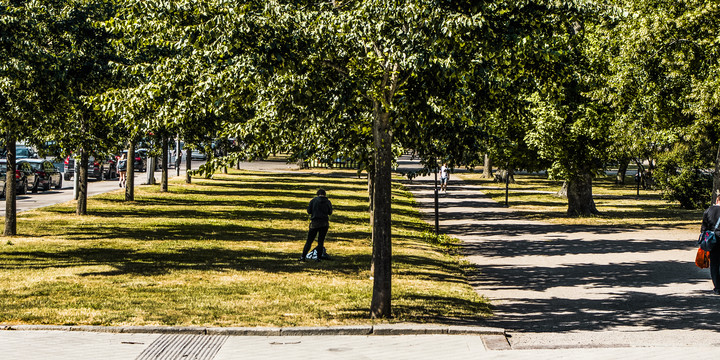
404,172,720,349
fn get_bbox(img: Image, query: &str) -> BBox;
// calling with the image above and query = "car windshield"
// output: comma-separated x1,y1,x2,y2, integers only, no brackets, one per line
28,163,42,170
16,148,31,158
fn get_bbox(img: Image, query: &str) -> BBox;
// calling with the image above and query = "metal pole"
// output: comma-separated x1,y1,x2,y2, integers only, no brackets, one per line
175,135,181,177
434,167,439,235
505,169,509,207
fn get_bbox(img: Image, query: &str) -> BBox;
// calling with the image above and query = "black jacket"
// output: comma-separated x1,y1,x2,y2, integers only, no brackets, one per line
701,204,720,233
308,195,333,228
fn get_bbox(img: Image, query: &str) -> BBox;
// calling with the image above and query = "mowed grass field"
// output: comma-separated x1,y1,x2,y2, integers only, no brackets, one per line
459,172,703,230
0,170,490,327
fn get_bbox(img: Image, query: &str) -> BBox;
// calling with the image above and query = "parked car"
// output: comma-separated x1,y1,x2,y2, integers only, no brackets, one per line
18,159,62,191
16,146,38,159
191,150,207,161
0,159,33,194
63,155,113,181
0,145,39,159
0,171,6,198
119,150,147,172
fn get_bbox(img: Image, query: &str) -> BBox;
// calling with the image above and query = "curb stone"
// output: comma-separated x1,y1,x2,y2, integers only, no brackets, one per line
0,324,504,336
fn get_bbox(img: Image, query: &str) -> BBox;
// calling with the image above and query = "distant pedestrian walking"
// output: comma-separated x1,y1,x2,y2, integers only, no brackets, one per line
117,153,128,188
300,189,333,261
440,163,449,192
701,192,720,294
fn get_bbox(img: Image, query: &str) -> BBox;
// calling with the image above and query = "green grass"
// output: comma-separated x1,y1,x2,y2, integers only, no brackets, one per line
0,170,490,327
459,172,702,230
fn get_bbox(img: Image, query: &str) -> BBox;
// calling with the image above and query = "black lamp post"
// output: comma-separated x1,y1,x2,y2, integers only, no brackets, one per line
434,164,439,235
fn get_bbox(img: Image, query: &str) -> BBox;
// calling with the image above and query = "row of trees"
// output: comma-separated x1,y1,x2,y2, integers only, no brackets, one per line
2,0,718,318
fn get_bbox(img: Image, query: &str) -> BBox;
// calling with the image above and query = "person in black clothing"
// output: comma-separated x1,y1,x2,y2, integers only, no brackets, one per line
701,193,720,294
300,189,333,261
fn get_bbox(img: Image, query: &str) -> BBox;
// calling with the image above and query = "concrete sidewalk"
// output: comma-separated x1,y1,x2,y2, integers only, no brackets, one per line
1,327,717,359
404,172,720,350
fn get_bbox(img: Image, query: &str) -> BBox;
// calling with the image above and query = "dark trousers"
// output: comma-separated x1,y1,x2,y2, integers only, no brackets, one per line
303,226,329,259
711,249,720,290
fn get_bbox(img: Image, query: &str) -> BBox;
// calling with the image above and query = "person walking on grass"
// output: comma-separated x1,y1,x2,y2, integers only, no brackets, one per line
702,191,720,294
300,189,333,261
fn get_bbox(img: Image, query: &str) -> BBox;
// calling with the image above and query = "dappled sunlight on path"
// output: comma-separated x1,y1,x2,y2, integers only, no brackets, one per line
405,178,715,333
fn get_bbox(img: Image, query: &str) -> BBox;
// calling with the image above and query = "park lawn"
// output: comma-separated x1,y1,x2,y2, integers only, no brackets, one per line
459,172,702,230
0,170,490,327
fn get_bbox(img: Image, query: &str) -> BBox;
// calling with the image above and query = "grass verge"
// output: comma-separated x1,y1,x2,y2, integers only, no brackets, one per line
0,170,490,327
459,172,702,230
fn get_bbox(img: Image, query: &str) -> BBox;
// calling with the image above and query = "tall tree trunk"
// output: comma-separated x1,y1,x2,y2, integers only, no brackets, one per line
76,150,89,215
222,146,228,174
566,173,599,216
498,168,515,183
557,181,568,198
161,135,168,192
185,147,192,184
125,142,135,201
483,154,493,179
368,165,375,275
370,110,392,319
4,138,16,236
616,158,630,185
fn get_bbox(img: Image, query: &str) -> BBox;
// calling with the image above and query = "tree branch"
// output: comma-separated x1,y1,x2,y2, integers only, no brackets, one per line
322,60,349,77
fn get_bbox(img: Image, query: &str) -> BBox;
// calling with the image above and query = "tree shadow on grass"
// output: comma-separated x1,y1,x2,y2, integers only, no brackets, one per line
0,246,373,277
394,254,469,286
340,293,492,324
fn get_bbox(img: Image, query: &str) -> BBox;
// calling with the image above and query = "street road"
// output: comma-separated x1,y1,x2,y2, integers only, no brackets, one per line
0,161,199,216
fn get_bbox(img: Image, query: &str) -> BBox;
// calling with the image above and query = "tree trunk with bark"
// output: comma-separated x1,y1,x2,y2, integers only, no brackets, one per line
76,150,89,215
566,173,599,216
497,169,515,183
483,154,493,179
161,136,168,192
616,158,629,185
222,146,228,174
368,165,375,275
125,142,135,201
4,139,16,236
557,181,568,198
370,110,392,319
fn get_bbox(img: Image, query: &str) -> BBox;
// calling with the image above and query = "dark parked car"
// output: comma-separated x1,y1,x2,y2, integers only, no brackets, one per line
0,171,6,198
120,150,147,172
0,159,33,194
63,155,114,181
18,159,62,191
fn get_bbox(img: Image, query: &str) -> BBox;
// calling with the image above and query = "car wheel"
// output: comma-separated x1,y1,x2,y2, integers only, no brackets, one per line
19,180,27,195
31,179,38,193
55,177,62,189
44,180,50,191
